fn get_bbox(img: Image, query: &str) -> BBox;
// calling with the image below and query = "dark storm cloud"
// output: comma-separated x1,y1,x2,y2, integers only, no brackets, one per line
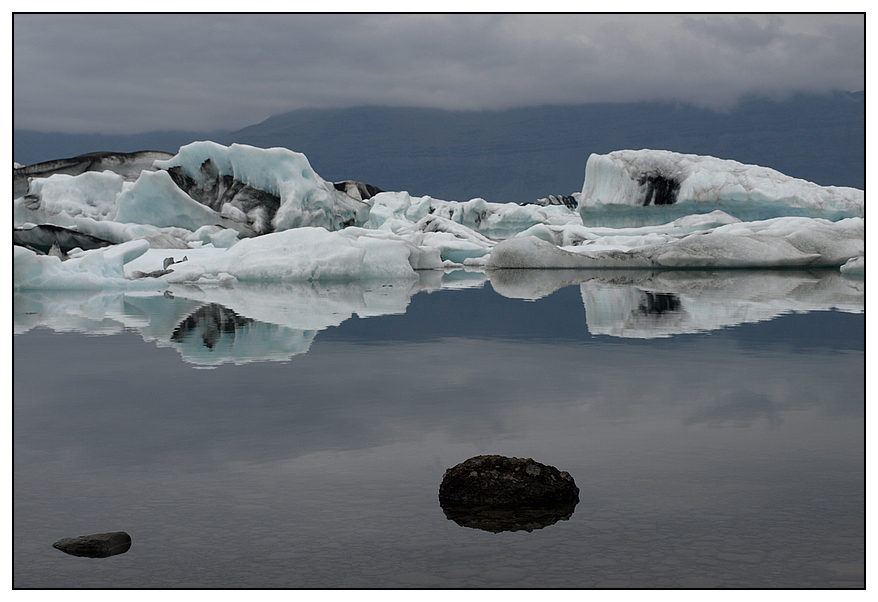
13,13,864,134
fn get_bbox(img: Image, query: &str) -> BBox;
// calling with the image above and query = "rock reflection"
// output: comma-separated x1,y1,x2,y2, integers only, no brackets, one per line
440,502,578,533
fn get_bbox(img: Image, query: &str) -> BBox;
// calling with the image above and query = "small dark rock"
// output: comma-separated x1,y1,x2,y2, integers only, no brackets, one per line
438,455,580,533
52,531,132,558
439,455,579,507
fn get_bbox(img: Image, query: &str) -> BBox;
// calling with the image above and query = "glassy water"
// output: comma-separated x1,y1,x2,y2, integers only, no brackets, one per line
13,269,864,588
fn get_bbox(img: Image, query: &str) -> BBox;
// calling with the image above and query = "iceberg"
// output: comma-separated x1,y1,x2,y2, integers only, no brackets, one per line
13,239,157,291
579,149,864,227
12,142,864,291
12,150,174,198
153,141,370,233
485,215,863,270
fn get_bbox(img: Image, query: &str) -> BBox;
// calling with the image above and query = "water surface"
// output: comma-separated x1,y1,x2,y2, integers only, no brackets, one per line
13,269,864,588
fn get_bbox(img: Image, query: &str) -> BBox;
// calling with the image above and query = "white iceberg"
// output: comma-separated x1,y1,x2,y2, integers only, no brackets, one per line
13,239,157,290
16,170,125,223
12,143,864,290
153,141,370,233
486,214,862,270
579,149,863,227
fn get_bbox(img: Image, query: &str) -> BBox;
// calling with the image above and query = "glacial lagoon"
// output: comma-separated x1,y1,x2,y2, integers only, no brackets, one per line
12,268,864,588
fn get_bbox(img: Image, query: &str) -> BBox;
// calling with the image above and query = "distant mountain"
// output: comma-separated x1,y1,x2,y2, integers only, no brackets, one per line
14,91,864,203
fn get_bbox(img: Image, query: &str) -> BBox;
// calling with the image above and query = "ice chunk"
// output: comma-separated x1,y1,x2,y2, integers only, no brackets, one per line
364,191,417,230
487,236,654,269
16,171,125,221
579,150,864,227
431,197,548,239
840,256,864,278
154,141,370,232
487,215,860,270
147,227,435,285
13,150,174,199
14,239,155,290
115,170,236,232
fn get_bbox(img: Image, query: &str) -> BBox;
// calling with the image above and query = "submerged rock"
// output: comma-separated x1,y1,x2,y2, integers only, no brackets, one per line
439,455,580,533
52,531,132,558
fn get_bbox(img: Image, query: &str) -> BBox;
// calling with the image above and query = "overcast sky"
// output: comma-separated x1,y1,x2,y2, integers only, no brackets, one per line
13,13,865,135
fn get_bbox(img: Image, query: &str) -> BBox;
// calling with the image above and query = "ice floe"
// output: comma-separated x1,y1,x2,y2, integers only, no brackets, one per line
12,143,865,291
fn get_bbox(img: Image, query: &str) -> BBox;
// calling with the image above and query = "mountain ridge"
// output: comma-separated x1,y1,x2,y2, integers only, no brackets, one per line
14,90,864,204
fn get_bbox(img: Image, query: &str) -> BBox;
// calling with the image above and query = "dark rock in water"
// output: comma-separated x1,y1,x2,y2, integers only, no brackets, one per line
439,455,579,507
52,531,132,558
441,501,578,533
439,455,580,533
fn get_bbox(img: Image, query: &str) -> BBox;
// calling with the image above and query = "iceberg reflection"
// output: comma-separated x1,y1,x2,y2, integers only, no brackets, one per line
489,268,863,339
13,270,487,367
13,268,863,366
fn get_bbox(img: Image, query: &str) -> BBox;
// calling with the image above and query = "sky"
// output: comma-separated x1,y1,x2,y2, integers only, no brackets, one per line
12,13,866,135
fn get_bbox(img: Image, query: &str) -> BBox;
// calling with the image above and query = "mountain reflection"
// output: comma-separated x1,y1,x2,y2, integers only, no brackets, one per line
12,268,863,365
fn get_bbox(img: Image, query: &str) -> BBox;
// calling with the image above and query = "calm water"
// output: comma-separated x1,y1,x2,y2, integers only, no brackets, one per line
13,269,865,588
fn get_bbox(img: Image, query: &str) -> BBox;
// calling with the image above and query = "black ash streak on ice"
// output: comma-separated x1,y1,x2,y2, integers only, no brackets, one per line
639,172,681,206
